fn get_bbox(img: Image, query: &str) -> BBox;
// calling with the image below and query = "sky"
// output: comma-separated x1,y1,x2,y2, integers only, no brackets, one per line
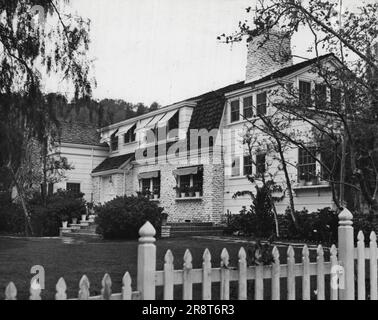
49,0,363,106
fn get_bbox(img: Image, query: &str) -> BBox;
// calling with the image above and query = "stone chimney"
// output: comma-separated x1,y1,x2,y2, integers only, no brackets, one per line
245,29,293,83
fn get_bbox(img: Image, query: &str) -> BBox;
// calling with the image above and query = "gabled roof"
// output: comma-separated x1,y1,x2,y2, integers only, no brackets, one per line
92,153,134,174
59,121,106,147
186,53,336,131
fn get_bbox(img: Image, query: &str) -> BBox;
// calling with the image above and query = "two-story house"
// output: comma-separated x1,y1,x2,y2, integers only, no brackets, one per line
88,30,341,224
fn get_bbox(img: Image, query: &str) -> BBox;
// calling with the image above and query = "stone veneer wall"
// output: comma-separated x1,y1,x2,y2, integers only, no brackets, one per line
92,159,225,224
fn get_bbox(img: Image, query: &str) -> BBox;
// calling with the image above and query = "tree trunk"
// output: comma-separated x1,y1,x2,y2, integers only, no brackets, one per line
9,167,33,236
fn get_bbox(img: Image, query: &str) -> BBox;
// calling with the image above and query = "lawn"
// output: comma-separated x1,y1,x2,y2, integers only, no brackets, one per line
0,236,330,300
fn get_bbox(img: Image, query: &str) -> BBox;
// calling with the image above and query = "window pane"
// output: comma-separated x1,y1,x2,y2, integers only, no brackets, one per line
315,84,327,107
243,96,253,118
298,147,317,181
331,88,341,106
111,135,118,151
141,179,150,192
66,183,80,195
230,100,240,122
231,157,240,176
299,81,311,105
179,175,191,189
256,153,266,174
256,92,267,116
243,155,253,175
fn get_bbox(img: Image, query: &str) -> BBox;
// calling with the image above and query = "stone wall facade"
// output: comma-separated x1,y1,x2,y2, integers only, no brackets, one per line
92,157,225,224
245,30,292,83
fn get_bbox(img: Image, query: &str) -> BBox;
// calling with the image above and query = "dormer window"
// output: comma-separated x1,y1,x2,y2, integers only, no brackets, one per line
124,124,136,144
243,96,253,118
167,111,179,140
110,130,119,151
230,100,240,123
256,92,267,116
299,80,311,105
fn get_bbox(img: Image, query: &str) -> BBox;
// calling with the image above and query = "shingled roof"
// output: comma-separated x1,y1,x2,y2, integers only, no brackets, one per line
59,121,106,147
92,153,135,174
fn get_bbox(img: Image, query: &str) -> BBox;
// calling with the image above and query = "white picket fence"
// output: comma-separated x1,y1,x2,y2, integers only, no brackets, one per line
3,208,378,300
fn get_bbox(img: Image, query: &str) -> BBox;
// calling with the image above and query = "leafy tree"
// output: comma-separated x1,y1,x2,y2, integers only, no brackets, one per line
222,0,378,213
0,1,92,235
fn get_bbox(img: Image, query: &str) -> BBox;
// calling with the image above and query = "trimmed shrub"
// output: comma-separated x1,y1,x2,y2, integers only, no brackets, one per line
0,189,87,237
225,185,274,238
95,195,167,239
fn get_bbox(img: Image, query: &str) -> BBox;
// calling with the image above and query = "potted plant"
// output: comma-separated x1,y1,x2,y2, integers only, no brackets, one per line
188,186,195,197
61,214,69,228
299,172,307,186
141,188,151,199
161,212,168,225
311,174,319,185
193,183,201,197
181,185,189,198
72,217,78,225
81,213,87,222
152,186,160,199
305,173,314,186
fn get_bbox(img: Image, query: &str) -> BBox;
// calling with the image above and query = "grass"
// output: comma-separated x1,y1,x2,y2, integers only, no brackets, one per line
0,236,331,300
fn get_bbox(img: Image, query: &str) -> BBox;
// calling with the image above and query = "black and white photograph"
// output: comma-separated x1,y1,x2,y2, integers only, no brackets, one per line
0,0,377,305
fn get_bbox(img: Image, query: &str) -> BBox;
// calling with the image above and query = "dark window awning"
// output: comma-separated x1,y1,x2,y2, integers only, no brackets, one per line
172,166,200,177
138,170,160,180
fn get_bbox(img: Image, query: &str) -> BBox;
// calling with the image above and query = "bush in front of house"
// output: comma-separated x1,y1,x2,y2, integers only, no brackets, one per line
0,189,87,236
225,185,275,238
27,189,87,236
280,207,339,244
94,195,167,239
0,198,25,235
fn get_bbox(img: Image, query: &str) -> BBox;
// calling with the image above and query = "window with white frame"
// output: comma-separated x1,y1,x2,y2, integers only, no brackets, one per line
243,96,253,119
139,175,160,198
256,153,266,176
315,84,327,107
299,80,311,105
243,154,253,176
124,125,136,144
230,100,240,123
298,147,317,182
174,166,203,197
231,156,241,177
256,92,267,116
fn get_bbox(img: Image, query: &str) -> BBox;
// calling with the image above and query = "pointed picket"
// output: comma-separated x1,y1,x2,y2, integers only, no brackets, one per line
357,231,366,300
101,273,112,300
370,232,377,300
202,248,212,300
271,246,280,300
55,277,67,300
238,247,247,300
5,282,17,300
220,248,230,300
330,245,338,300
183,249,193,300
29,278,41,300
254,264,264,300
164,249,174,300
316,245,325,300
122,272,132,300
78,275,90,300
302,245,310,300
287,246,295,300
